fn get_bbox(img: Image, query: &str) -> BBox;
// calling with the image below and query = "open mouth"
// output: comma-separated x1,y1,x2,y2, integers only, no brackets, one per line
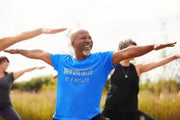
83,44,92,51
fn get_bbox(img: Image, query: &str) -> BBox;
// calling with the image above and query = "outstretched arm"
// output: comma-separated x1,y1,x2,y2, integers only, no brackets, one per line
0,28,66,51
13,66,45,80
136,54,180,75
112,42,176,66
4,49,52,65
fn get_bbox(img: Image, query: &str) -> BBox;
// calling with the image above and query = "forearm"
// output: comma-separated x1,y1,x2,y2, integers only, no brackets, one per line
119,42,176,61
152,55,177,67
0,27,66,51
123,45,154,58
23,67,37,72
141,55,177,72
113,45,154,66
157,55,177,66
14,67,36,79
16,49,45,59
13,67,44,80
0,28,43,51
13,28,43,42
4,49,52,65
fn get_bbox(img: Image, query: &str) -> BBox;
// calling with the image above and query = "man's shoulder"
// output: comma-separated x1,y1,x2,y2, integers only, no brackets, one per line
91,51,114,55
50,54,73,61
51,53,71,57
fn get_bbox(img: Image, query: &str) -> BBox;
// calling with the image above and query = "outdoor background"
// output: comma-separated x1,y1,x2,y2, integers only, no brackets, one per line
0,0,180,120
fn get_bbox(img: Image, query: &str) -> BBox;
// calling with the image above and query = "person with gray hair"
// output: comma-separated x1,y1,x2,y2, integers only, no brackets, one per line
4,30,176,120
101,39,180,120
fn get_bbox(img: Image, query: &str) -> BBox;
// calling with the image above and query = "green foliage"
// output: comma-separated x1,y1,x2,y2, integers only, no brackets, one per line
11,76,56,92
139,79,180,95
42,77,57,91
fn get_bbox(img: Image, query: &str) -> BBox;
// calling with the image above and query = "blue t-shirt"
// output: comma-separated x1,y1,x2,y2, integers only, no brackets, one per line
51,51,115,120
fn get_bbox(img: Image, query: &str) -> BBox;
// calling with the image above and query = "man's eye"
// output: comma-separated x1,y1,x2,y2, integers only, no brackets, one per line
80,35,92,40
80,37,87,39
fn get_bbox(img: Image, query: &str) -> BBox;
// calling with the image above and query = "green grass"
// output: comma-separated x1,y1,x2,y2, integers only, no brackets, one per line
7,90,180,120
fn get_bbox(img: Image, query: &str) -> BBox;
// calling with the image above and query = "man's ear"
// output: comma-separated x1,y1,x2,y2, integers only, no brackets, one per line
71,40,74,46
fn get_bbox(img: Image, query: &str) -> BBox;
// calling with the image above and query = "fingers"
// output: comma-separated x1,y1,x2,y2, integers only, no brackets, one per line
43,28,67,34
171,42,176,44
3,49,16,53
171,42,176,46
3,49,8,52
154,42,176,50
167,42,176,47
162,42,176,48
175,54,180,59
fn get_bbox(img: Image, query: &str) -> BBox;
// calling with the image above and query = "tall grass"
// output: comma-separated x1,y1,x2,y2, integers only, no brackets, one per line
101,91,180,120
11,90,56,120
138,91,180,120
7,90,180,120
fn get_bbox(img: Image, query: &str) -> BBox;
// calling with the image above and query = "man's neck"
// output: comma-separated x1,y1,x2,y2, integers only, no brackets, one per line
120,60,130,66
75,55,89,61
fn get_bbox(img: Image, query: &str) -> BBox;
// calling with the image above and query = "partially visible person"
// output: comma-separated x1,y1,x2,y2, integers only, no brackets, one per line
0,28,66,51
0,56,45,120
101,39,179,120
4,29,176,120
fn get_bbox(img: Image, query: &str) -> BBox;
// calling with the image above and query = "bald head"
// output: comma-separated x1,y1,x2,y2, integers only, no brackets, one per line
70,29,89,42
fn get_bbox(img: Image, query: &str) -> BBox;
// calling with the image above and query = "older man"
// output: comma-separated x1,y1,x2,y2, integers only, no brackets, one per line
4,29,176,120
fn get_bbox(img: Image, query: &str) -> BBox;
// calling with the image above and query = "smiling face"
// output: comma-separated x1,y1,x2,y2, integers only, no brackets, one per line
71,29,93,60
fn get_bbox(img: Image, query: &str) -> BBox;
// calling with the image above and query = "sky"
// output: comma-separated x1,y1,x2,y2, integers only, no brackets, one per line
0,0,180,82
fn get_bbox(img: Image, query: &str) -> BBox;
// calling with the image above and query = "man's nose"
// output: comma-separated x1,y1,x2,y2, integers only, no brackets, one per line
85,38,91,43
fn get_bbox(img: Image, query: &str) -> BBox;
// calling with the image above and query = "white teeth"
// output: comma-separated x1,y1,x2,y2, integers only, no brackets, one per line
84,45,90,47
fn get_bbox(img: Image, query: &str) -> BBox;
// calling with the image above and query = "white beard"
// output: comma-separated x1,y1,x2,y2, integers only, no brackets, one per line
82,50,91,56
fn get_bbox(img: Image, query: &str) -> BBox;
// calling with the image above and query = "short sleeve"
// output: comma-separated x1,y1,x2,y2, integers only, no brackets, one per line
50,54,59,70
98,51,115,75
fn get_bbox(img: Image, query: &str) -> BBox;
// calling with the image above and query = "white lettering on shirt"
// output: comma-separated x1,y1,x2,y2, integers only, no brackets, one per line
64,67,93,83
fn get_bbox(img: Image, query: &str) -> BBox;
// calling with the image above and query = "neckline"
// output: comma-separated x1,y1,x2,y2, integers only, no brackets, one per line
120,63,131,68
120,64,130,78
74,54,91,62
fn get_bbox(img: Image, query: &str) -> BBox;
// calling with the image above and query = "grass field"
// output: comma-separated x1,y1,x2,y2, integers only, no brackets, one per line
1,90,179,120
10,90,56,120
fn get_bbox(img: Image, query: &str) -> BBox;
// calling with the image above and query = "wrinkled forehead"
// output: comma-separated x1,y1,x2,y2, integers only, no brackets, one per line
77,29,89,34
70,29,89,41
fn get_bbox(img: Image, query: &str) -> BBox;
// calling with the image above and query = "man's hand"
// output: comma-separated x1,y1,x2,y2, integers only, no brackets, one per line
43,28,67,34
153,42,176,50
174,54,180,59
3,49,20,54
